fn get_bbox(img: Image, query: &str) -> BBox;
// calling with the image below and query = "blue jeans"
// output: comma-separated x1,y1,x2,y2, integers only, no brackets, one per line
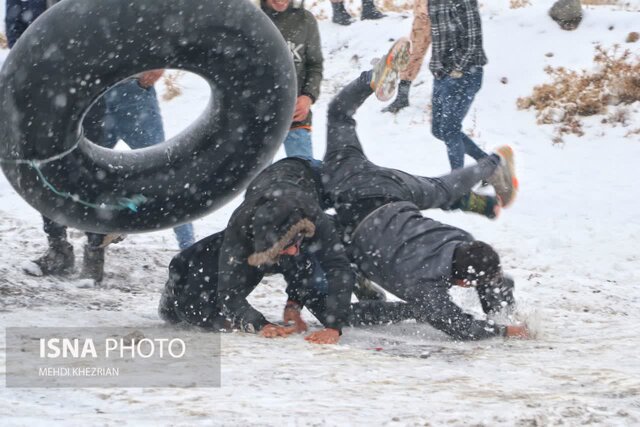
102,80,195,249
283,128,314,160
431,67,488,170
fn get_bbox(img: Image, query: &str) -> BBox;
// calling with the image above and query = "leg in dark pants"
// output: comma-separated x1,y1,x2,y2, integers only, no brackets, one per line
432,67,488,169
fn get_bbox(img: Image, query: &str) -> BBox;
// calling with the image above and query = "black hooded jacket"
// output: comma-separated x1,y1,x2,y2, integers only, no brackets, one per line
217,158,354,332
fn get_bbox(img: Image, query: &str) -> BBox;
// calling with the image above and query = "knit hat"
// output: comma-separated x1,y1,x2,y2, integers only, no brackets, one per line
248,197,315,266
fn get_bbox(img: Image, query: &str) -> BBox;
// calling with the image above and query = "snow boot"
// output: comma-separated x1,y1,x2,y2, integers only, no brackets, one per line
487,145,518,208
332,2,354,26
361,0,386,20
370,37,412,101
382,80,411,113
81,245,105,284
29,238,75,276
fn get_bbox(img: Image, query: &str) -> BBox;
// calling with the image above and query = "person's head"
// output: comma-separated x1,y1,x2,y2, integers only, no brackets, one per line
451,241,501,287
263,0,292,12
247,198,316,267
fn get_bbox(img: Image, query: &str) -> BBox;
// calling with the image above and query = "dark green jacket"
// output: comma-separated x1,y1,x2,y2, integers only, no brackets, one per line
261,2,323,130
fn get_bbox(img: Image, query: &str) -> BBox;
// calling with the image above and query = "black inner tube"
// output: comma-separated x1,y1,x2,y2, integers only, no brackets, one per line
0,0,296,233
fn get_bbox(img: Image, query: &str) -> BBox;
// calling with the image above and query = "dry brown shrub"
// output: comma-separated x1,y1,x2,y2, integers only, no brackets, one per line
517,45,640,141
582,0,618,4
162,71,185,101
0,33,7,49
509,0,531,9
627,32,639,43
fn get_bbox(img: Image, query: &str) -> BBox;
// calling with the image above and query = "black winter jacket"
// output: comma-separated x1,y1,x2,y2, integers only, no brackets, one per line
217,158,353,332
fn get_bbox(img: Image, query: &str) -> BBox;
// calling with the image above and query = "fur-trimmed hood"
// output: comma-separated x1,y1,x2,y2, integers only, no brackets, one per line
247,217,315,266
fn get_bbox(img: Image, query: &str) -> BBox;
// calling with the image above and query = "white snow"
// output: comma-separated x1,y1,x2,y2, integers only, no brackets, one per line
1,0,640,425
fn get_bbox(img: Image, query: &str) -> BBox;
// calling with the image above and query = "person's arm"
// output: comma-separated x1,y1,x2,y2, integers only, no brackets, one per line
307,213,354,336
415,282,508,340
5,0,29,48
451,0,484,73
216,220,269,332
301,13,323,103
138,69,165,88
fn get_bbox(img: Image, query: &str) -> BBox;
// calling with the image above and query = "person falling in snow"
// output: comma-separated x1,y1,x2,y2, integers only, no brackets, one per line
321,38,529,340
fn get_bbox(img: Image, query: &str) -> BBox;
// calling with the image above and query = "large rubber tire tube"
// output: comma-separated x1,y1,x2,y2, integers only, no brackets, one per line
0,0,296,233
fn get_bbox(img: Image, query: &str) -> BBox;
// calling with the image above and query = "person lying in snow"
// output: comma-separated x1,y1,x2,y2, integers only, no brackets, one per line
321,38,529,340
159,158,416,344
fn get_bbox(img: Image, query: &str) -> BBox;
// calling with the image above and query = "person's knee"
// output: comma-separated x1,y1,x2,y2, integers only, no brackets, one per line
452,240,501,283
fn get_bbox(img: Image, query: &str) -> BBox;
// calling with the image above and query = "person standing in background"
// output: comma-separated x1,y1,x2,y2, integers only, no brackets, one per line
259,0,324,161
382,0,431,113
427,0,489,170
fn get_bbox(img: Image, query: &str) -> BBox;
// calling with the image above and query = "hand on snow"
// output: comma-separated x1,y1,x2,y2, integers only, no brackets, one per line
138,69,165,88
260,323,298,338
283,302,308,333
292,95,312,122
305,328,340,345
505,324,530,339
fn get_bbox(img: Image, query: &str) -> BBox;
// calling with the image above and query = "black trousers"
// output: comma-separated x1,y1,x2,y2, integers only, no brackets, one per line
41,97,108,246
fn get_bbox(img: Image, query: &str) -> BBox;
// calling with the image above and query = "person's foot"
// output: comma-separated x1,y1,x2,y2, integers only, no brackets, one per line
27,239,75,276
332,2,354,26
457,192,501,220
370,37,412,102
95,233,126,249
81,245,105,284
487,146,519,208
382,80,411,113
361,0,386,20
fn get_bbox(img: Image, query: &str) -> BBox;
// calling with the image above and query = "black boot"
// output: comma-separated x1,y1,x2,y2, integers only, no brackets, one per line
332,2,354,26
361,0,386,20
81,245,105,284
30,238,75,275
382,80,412,113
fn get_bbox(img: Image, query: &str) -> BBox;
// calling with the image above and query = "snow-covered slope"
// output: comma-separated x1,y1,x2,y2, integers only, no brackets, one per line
1,0,639,425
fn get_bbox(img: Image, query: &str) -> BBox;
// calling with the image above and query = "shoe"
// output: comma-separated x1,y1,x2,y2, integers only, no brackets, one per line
353,270,387,301
371,37,412,102
29,239,75,276
95,233,126,249
487,146,519,208
361,0,386,20
457,192,500,220
381,80,411,113
332,2,354,26
158,279,180,323
81,245,105,284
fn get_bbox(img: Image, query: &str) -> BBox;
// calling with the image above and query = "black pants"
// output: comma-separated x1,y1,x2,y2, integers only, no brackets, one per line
324,70,500,230
41,97,108,246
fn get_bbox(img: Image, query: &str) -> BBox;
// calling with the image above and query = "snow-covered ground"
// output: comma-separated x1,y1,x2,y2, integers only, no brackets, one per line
1,0,640,425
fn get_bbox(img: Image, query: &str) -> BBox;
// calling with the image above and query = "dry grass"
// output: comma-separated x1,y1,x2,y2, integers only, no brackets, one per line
517,45,640,142
582,0,618,5
509,0,531,9
162,71,185,101
0,33,7,49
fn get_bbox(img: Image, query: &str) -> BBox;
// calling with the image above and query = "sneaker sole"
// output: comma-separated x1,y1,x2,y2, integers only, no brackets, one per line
373,37,412,101
492,146,519,208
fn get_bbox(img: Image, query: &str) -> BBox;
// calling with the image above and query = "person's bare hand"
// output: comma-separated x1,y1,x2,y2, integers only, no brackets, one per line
292,95,312,122
138,69,165,88
283,303,308,333
305,328,340,344
260,324,298,338
505,324,530,339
